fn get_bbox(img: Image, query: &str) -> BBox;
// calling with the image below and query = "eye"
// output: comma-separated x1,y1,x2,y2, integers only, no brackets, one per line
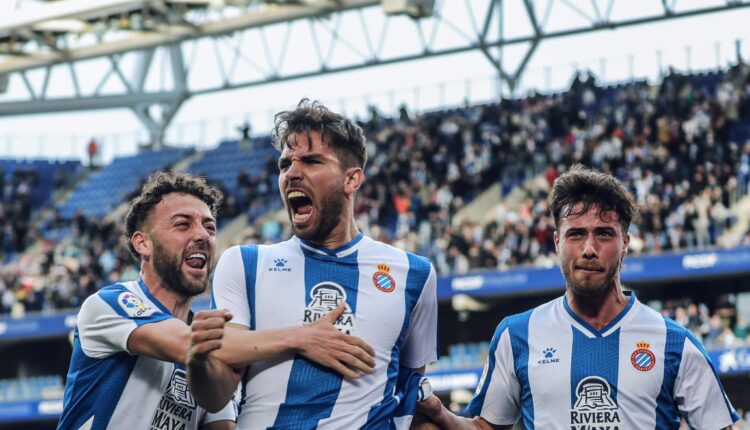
176,222,189,229
205,224,217,233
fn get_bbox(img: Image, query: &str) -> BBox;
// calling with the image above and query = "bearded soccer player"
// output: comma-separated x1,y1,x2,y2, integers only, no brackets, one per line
193,99,438,429
417,164,739,430
58,171,372,430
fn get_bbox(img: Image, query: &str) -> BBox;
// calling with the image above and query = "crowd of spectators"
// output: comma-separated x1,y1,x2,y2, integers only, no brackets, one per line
2,64,750,322
657,294,750,350
0,167,39,262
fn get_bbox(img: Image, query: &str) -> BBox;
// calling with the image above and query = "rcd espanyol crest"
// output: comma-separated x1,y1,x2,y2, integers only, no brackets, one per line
302,282,355,335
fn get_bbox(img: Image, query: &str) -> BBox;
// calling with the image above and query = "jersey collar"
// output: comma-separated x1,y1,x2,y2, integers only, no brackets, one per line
562,290,636,338
137,277,173,316
295,233,365,258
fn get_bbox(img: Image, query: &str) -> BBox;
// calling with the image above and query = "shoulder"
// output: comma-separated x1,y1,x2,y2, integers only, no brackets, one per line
85,281,138,311
366,237,433,271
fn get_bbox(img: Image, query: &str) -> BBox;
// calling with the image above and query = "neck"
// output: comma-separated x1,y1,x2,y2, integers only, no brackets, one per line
139,268,192,322
565,283,628,331
308,215,360,250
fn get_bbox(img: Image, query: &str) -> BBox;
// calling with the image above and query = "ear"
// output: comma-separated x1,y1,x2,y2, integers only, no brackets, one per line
553,230,560,254
622,232,630,257
131,231,152,260
343,167,364,196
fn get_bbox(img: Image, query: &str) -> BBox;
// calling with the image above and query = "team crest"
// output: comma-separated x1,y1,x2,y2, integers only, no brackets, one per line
570,376,622,429
373,263,396,293
631,341,656,371
117,292,154,318
301,282,355,335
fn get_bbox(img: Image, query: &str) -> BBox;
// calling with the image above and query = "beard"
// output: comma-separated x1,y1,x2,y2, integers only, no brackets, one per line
562,259,621,298
152,239,210,297
289,184,345,244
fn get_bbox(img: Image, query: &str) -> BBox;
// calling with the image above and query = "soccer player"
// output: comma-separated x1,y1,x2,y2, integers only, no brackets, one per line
57,171,373,430
417,164,739,430
196,99,439,429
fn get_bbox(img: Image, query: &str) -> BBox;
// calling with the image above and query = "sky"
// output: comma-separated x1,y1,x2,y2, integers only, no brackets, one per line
1,0,750,163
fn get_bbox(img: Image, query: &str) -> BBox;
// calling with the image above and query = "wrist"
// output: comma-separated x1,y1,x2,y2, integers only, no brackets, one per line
287,326,306,352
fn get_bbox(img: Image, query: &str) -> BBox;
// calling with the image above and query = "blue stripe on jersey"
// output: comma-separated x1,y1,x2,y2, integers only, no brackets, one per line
508,310,534,429
654,317,683,430
364,253,430,428
569,327,621,407
273,250,361,429
97,284,171,326
240,245,259,330
466,318,507,417
684,330,740,423
237,245,258,416
56,332,137,430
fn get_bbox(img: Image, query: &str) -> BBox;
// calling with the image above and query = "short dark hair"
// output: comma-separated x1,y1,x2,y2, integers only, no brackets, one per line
125,171,223,259
272,99,367,169
549,164,638,233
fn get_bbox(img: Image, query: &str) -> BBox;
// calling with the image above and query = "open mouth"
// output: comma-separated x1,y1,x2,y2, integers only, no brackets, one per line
184,252,207,270
287,190,313,223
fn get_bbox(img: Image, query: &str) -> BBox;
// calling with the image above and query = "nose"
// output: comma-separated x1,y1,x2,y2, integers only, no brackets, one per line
192,223,211,244
582,235,598,259
285,159,303,183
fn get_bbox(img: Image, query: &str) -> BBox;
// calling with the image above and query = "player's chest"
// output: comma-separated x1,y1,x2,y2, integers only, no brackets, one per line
253,256,412,339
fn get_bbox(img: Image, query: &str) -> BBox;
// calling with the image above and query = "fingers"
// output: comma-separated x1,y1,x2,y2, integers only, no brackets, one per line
320,303,346,323
194,309,233,323
348,335,376,360
335,345,375,374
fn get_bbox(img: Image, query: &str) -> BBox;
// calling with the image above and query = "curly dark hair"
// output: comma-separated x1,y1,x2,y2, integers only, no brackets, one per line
125,171,223,259
549,164,638,233
272,98,367,169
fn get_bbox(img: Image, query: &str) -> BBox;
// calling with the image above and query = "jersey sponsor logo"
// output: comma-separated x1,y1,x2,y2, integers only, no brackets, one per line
373,263,396,293
151,368,197,430
117,292,154,318
631,341,656,371
537,347,560,365
269,258,292,272
569,376,622,430
302,282,355,334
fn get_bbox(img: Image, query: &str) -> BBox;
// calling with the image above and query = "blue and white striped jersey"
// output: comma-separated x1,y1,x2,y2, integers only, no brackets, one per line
211,234,438,430
468,292,739,430
57,279,236,430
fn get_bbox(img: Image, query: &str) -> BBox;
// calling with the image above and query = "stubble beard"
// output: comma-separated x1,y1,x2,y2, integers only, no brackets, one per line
563,260,621,298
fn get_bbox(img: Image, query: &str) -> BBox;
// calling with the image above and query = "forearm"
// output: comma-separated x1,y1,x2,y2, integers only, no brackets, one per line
188,354,241,413
127,320,191,365
213,325,301,368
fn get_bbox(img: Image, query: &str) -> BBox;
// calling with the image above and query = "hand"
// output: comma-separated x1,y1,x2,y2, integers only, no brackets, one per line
417,396,445,424
296,303,376,379
187,309,233,366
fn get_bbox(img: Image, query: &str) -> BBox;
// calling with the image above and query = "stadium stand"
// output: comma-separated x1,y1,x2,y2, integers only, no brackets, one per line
2,64,750,427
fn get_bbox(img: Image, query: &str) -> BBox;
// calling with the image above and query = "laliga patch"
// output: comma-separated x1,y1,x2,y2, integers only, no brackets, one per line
301,282,355,334
631,341,656,371
372,263,396,293
117,292,155,318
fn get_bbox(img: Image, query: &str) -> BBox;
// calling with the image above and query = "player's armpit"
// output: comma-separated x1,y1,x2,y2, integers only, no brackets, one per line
127,317,190,364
